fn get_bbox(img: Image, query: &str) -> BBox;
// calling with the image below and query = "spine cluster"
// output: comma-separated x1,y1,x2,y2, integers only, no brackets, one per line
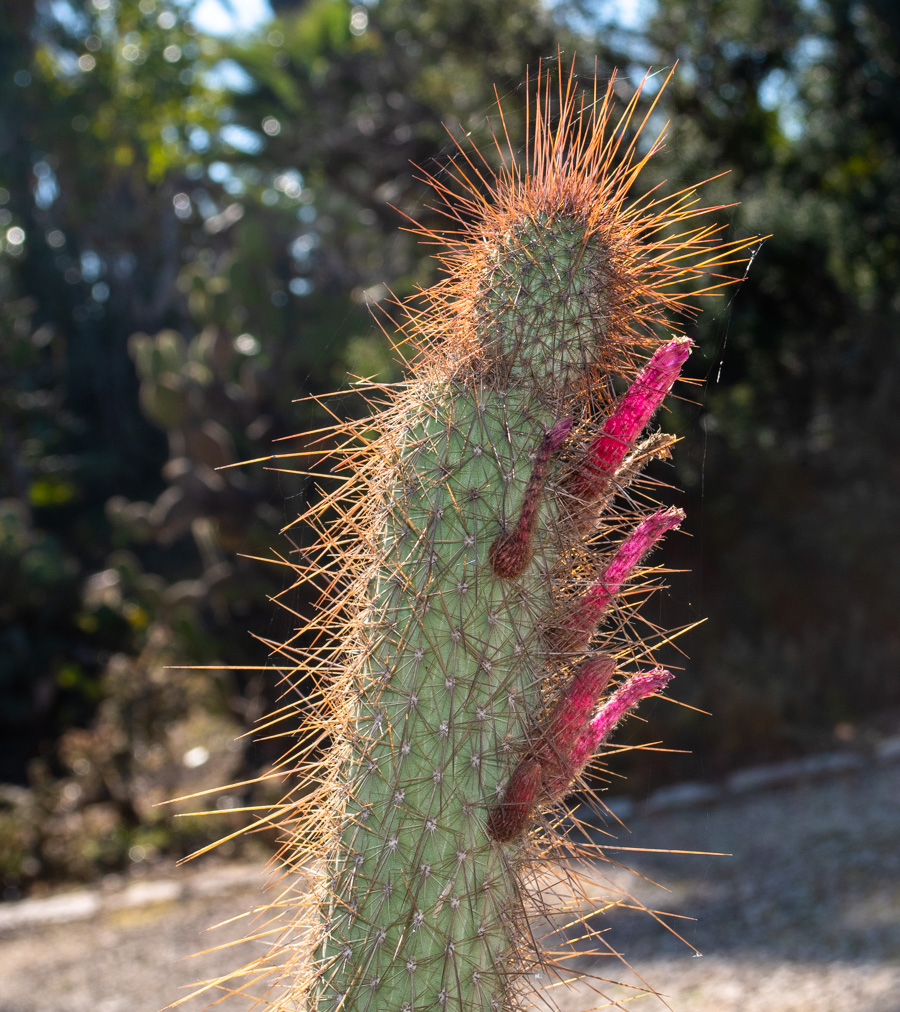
196,64,755,1012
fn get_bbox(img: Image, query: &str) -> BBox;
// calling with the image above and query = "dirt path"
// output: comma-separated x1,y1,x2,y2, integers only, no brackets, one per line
2,757,899,1012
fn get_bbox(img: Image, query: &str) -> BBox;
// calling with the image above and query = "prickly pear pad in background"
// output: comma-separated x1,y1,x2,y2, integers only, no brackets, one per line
186,63,757,1012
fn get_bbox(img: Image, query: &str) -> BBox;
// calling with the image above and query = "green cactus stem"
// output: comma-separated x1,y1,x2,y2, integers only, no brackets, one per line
189,62,757,1012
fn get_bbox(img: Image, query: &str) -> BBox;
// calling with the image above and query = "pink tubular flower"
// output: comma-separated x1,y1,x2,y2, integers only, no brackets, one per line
533,655,615,799
556,506,684,653
567,337,691,500
564,668,673,777
487,660,673,842
489,417,573,578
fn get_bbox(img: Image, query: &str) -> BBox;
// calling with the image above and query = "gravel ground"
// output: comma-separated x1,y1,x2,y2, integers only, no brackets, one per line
1,758,898,1012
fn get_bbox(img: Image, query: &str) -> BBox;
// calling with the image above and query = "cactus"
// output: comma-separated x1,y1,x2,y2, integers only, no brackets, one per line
193,64,756,1011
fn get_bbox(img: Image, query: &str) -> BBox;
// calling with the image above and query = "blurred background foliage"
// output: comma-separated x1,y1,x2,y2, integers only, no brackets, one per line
0,0,898,895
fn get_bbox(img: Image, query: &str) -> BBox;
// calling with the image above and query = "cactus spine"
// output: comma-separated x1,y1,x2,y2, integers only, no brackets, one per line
200,64,755,1012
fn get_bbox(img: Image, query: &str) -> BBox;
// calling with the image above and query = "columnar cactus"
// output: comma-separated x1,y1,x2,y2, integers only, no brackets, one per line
201,65,754,1011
